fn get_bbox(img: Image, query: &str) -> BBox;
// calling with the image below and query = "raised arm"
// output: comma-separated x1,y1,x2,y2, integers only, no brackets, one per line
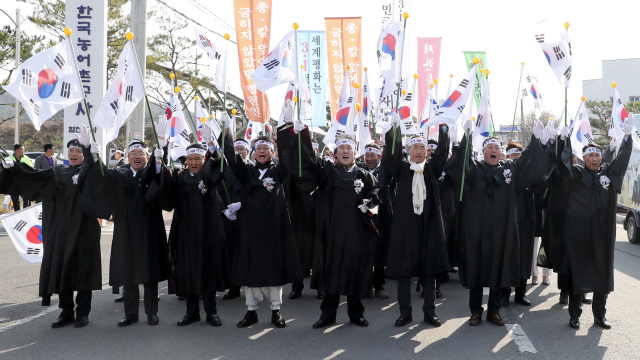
430,125,451,175
382,124,404,181
603,136,633,193
278,125,325,192
444,131,476,187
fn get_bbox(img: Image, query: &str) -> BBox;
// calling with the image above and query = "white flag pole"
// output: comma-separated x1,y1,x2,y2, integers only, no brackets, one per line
392,12,409,155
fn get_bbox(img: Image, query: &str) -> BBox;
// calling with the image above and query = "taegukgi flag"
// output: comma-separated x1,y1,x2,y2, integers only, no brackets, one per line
1,204,44,264
251,30,296,92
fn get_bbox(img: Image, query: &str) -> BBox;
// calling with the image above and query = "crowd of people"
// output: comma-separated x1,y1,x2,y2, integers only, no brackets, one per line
0,112,632,332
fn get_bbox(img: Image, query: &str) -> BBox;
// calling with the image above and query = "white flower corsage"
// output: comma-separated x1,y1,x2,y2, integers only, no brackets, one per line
198,180,207,195
439,171,446,181
263,177,275,192
72,174,79,185
503,169,512,184
353,179,364,194
600,175,610,190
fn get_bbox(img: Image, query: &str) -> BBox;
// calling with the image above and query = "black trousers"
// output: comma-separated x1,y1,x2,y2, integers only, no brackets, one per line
59,291,92,317
469,287,501,315
320,293,364,320
398,276,435,316
186,292,217,316
502,278,528,299
292,281,304,292
373,266,386,290
569,291,607,319
123,282,158,316
10,193,21,211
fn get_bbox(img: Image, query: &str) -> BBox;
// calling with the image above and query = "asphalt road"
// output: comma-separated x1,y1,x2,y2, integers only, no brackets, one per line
1,226,640,359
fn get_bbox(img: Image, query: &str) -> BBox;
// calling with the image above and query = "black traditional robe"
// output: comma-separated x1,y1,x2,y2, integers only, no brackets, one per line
82,154,170,291
444,134,547,289
221,132,303,288
384,126,451,278
0,148,101,305
554,137,631,294
279,127,378,298
216,164,244,287
146,152,229,296
288,179,317,274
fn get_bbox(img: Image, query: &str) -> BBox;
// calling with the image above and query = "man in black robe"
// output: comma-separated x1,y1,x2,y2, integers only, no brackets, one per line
146,121,229,327
280,124,378,329
0,125,101,328
384,118,451,327
83,138,170,326
445,119,551,326
551,122,632,329
219,117,302,329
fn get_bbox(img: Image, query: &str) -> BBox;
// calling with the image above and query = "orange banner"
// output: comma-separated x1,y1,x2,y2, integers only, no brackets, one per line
233,0,272,123
324,17,362,121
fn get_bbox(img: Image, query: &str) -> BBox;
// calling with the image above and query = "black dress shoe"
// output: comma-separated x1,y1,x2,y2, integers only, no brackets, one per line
424,311,442,326
594,317,611,329
569,317,580,329
271,310,286,328
114,294,124,303
350,317,369,327
118,314,139,327
435,289,443,298
147,313,159,325
74,315,89,328
206,314,222,327
177,314,201,326
559,295,569,305
582,295,593,304
514,296,531,306
237,311,258,328
312,316,336,329
316,291,325,299
395,314,412,327
223,288,241,300
52,313,75,328
289,290,302,299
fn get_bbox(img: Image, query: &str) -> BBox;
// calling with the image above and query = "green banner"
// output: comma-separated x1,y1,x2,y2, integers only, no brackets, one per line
463,51,488,111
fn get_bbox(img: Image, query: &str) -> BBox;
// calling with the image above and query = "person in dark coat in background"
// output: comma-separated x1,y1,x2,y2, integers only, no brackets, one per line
82,138,171,327
280,123,378,329
550,121,632,330
445,119,551,327
219,163,245,301
0,125,101,329
384,117,451,328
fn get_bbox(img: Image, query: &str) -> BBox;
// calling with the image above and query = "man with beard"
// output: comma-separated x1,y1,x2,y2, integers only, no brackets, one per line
82,136,170,327
280,123,378,329
445,119,551,326
0,125,101,328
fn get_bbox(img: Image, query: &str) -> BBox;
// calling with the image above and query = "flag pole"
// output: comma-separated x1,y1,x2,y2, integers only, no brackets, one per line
484,69,496,135
294,23,302,177
459,58,480,201
392,12,409,155
218,33,231,173
511,62,524,139
64,28,103,176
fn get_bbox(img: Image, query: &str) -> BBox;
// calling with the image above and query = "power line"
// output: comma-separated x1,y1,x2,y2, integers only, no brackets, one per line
188,0,235,33
153,0,237,44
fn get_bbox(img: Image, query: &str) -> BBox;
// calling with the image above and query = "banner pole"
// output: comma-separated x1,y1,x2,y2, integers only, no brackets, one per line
392,13,409,155
511,63,524,139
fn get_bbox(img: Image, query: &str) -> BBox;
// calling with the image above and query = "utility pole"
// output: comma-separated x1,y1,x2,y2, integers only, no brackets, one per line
14,8,20,145
128,0,147,146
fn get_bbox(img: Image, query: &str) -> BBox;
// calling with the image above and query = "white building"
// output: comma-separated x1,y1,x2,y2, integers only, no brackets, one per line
583,58,640,103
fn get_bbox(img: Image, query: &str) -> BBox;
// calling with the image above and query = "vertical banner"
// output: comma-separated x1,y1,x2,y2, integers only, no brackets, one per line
463,51,488,110
64,0,107,164
324,17,362,121
233,0,272,123
417,37,441,120
298,31,327,127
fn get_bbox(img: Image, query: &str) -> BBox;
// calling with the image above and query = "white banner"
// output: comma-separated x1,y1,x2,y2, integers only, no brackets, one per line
1,204,44,264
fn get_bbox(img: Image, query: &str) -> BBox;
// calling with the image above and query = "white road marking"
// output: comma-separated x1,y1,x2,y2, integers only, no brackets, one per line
323,324,344,333
248,328,273,340
338,301,346,306
0,343,35,354
381,302,397,311
0,304,58,334
323,349,345,359
391,331,408,339
505,324,537,354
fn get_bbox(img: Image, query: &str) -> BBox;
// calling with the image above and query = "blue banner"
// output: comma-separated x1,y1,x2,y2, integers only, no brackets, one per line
297,31,327,127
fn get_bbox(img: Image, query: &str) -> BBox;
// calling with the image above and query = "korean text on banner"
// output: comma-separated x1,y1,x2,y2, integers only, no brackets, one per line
463,51,487,110
324,17,362,121
298,31,327,127
233,0,272,123
417,37,441,120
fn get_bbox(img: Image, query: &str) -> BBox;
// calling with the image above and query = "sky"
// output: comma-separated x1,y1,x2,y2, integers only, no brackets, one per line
2,0,640,129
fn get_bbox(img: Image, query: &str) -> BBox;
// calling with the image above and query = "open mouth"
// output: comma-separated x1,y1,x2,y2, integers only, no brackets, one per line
258,154,266,160
490,154,497,160
133,159,141,166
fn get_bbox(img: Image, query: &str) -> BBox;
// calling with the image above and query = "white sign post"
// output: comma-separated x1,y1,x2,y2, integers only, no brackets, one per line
64,0,107,164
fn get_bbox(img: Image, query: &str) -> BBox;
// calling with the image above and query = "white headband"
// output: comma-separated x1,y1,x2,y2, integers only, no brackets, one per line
506,148,522,155
116,149,125,154
324,155,334,161
365,147,381,155
427,144,437,150
407,138,428,147
312,142,319,149
128,144,147,153
583,147,602,156
68,145,82,150
234,140,250,149
483,138,502,149
254,139,274,150
186,147,207,157
336,139,356,149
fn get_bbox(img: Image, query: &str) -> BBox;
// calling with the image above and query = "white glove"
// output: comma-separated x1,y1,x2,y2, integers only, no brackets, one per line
223,209,237,221
547,121,556,143
156,114,168,148
559,126,570,141
389,112,401,126
227,202,241,212
293,121,306,134
2,157,14,169
541,126,552,145
624,114,634,135
75,124,91,147
154,147,164,165
381,120,393,135
358,204,368,213
463,118,473,132
90,141,100,162
450,124,459,143
283,99,294,123
610,137,620,151
532,120,544,140
220,113,232,131
201,122,213,143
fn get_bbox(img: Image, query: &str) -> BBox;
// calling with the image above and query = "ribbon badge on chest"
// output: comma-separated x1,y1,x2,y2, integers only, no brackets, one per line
72,174,79,185
198,180,208,195
258,168,268,180
503,169,512,184
263,177,275,192
600,175,610,190
353,179,364,194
